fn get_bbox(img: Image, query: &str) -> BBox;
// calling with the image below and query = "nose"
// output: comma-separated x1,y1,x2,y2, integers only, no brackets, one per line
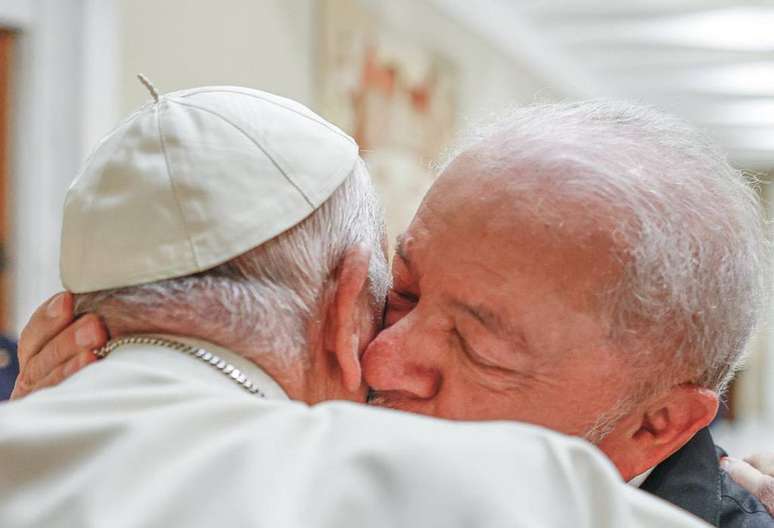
361,320,441,400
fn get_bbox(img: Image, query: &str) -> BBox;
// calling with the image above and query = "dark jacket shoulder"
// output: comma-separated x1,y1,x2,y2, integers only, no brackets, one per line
641,427,773,527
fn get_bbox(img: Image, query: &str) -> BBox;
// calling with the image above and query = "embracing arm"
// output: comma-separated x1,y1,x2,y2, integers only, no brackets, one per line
11,292,106,399
303,403,711,528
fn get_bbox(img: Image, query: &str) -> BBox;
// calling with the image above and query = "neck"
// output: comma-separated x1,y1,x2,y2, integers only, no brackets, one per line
236,350,311,401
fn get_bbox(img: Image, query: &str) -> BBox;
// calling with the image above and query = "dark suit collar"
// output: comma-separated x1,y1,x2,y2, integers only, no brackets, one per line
640,427,722,526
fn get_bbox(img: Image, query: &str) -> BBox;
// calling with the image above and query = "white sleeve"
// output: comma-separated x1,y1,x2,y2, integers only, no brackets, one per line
302,404,710,528
0,391,710,528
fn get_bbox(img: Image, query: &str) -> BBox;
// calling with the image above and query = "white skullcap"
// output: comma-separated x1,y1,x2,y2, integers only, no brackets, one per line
60,83,358,293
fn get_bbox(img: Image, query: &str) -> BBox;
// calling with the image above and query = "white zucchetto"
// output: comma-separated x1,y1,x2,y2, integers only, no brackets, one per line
60,84,358,293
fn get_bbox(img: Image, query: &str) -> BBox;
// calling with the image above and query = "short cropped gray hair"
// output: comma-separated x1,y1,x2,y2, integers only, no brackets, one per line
75,159,389,367
444,100,769,395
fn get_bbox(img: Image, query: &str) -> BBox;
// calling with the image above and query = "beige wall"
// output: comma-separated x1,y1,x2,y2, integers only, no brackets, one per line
361,0,555,125
118,0,554,128
118,0,315,113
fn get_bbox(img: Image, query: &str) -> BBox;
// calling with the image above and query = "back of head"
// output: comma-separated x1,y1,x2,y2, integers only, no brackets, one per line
445,100,768,394
75,160,388,368
64,84,389,369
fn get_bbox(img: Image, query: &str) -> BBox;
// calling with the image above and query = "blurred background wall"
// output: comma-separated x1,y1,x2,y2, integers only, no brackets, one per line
0,0,772,448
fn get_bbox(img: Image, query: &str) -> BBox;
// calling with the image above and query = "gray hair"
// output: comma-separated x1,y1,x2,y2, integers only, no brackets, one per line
75,159,389,368
443,100,769,397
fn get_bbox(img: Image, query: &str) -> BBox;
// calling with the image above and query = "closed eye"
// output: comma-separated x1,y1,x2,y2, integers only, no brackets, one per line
388,289,417,305
384,289,417,327
455,328,519,377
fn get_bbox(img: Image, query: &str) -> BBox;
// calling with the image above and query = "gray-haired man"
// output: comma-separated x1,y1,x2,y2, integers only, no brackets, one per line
360,101,772,526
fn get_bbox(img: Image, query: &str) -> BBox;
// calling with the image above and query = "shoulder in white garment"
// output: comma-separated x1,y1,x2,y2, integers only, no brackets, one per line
0,338,710,528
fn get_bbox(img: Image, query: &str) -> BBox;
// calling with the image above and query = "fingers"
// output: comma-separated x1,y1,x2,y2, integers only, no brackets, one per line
745,453,774,477
36,352,98,395
18,292,75,370
11,351,98,400
721,457,774,514
11,314,107,400
23,314,107,384
721,457,766,492
10,378,30,400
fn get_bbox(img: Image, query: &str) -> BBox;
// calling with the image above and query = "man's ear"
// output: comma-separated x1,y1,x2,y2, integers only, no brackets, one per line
324,245,372,393
601,385,719,480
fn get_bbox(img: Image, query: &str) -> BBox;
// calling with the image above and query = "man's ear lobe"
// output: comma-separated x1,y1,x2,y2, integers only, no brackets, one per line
628,385,719,474
331,245,372,393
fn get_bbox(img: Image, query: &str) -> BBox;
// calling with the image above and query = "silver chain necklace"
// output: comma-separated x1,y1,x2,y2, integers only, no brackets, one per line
95,336,266,398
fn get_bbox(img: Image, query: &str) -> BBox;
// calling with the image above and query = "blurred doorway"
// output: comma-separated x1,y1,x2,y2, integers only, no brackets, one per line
0,30,12,334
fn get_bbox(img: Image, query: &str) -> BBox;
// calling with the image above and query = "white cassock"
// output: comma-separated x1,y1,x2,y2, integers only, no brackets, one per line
0,336,708,527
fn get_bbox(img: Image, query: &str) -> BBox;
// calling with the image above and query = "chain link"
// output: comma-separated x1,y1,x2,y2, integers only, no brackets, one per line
96,336,266,398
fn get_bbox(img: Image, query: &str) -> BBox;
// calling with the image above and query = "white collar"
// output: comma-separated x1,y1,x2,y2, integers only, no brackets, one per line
628,467,655,488
108,334,290,401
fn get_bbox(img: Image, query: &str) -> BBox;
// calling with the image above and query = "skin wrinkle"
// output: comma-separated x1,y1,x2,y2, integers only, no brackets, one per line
450,300,529,354
462,344,552,396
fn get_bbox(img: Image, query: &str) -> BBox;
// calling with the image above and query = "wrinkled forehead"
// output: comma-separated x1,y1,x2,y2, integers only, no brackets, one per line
405,154,626,311
423,152,620,242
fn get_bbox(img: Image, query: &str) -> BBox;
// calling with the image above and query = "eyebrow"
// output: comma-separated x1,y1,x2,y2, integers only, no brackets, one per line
453,301,505,335
452,300,533,354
